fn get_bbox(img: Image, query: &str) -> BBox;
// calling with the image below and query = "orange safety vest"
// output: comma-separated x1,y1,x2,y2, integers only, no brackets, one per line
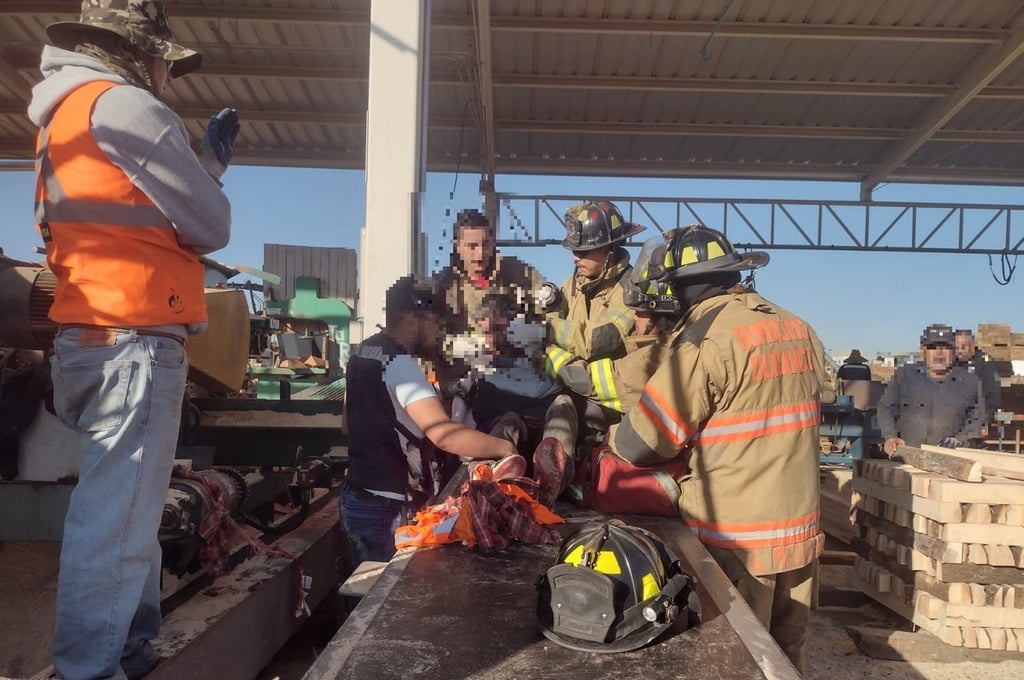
35,80,206,327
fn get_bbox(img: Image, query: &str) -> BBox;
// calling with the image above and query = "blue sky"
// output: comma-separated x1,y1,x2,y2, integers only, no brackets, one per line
2,166,1022,357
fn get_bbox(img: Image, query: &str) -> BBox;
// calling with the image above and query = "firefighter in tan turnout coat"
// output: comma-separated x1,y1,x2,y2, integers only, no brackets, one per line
544,200,644,370
612,224,831,672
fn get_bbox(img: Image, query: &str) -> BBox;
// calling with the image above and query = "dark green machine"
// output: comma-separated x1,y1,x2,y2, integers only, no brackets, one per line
251,275,352,400
819,395,882,465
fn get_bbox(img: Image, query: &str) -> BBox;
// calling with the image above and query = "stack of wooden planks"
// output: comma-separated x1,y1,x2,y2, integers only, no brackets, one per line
820,465,856,544
850,444,1024,650
977,323,1024,362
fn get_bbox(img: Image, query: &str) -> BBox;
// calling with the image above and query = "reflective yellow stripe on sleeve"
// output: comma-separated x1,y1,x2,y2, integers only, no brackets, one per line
589,358,622,412
545,345,574,379
549,317,578,349
600,307,634,337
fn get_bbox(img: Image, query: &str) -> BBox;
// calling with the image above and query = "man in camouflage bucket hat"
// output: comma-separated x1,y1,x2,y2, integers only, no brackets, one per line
28,2,237,678
46,0,203,78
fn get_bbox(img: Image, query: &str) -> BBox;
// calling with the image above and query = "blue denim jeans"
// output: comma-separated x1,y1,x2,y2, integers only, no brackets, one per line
50,328,187,680
339,483,405,567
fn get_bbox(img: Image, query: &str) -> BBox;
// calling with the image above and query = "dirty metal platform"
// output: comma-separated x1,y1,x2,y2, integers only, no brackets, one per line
305,505,800,680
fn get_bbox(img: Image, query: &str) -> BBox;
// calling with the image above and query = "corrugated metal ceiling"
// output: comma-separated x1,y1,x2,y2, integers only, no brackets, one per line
1,0,1023,199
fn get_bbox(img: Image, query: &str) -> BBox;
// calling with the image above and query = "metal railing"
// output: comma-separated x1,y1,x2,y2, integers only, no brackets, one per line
495,195,1024,255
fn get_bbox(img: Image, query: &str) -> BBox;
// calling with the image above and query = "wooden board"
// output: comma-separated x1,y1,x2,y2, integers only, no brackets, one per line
928,522,1024,546
916,592,1024,627
852,476,962,524
922,477,1024,504
820,489,857,544
932,561,1024,585
920,444,1024,476
856,508,965,565
820,466,853,495
894,445,983,482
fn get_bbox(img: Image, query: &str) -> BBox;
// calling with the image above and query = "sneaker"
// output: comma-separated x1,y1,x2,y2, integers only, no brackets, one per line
533,437,568,506
491,454,528,480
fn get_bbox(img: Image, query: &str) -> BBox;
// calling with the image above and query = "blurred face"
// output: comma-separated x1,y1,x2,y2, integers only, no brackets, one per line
413,312,443,361
955,333,975,362
477,308,510,353
922,343,954,379
573,245,612,279
455,226,495,279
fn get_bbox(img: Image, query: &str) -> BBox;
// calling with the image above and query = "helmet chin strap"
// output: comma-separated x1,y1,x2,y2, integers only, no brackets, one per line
599,248,614,278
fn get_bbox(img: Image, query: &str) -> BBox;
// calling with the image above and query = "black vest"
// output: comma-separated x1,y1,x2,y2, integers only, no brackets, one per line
345,333,415,496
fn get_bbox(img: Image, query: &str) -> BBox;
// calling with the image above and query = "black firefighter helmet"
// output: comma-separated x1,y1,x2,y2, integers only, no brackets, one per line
536,520,697,653
562,200,645,252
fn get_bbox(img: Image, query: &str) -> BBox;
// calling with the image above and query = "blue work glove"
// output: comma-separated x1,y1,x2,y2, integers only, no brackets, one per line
936,437,963,449
200,108,241,180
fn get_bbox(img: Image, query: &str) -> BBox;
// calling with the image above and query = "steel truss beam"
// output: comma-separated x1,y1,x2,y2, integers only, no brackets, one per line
494,195,1024,256
0,6,1005,44
0,103,1021,144
10,52,1024,100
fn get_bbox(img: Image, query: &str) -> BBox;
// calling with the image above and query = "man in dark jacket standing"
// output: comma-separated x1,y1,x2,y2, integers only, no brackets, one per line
879,324,984,456
954,328,1001,430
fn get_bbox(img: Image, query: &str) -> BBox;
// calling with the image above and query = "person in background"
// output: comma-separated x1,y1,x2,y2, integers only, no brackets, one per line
29,2,236,678
612,225,828,672
836,349,872,410
954,328,1001,431
341,276,518,566
879,324,984,456
436,208,545,336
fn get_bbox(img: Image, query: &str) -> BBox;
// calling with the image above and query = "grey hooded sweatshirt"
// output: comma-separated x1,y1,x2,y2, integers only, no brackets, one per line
28,46,230,257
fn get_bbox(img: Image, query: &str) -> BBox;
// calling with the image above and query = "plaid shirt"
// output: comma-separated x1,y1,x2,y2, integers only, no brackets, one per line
462,479,561,552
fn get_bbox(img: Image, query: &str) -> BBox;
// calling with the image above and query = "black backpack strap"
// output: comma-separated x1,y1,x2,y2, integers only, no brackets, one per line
393,418,423,448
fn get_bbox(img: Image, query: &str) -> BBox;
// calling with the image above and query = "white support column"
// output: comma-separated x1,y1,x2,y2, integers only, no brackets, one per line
359,0,430,334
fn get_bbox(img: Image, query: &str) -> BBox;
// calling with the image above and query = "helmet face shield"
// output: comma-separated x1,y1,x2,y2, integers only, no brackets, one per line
632,231,683,287
536,520,696,653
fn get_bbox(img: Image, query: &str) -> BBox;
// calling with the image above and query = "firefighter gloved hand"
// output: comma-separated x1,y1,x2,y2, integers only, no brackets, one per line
936,437,964,449
201,108,241,180
534,282,561,313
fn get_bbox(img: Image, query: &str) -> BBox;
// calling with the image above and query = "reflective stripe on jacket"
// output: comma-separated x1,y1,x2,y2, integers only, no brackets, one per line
35,80,206,326
614,291,828,576
550,333,668,413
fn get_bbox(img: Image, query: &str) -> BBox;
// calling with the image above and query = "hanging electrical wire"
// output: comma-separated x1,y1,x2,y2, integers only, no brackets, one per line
988,251,1017,286
700,0,737,62
435,99,474,270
